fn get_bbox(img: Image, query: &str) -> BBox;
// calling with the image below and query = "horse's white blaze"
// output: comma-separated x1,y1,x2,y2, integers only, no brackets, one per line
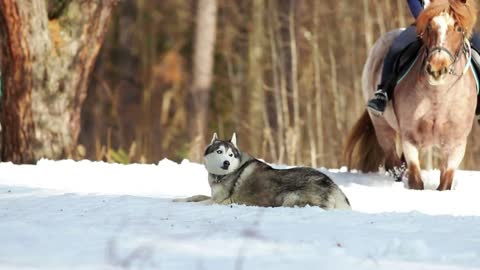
432,12,454,46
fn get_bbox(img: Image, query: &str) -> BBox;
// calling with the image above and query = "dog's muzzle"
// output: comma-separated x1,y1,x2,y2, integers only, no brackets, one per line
221,160,230,170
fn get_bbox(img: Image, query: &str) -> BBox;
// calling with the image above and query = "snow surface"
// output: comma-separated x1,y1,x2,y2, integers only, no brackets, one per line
1,159,480,270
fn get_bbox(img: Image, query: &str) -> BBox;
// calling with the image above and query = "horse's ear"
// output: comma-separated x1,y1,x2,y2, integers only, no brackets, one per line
211,132,218,144
230,132,237,147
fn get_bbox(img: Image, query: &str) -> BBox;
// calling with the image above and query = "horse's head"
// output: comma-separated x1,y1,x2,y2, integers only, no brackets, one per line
416,0,477,83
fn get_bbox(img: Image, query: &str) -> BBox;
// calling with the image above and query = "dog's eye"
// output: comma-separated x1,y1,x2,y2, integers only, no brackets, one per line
216,150,223,154
229,153,233,157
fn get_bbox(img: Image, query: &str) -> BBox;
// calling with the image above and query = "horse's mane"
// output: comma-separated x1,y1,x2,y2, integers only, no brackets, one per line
416,0,478,38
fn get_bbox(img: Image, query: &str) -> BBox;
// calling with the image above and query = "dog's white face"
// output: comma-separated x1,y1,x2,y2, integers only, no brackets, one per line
203,133,241,175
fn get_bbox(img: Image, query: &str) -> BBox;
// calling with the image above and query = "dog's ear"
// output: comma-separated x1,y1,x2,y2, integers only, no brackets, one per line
211,132,219,144
230,132,237,147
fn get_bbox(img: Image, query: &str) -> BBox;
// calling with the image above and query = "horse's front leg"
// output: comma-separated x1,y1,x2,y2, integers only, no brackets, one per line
402,140,424,190
438,142,466,191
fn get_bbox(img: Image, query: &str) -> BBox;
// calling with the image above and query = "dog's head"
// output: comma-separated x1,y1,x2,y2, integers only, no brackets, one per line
203,133,241,175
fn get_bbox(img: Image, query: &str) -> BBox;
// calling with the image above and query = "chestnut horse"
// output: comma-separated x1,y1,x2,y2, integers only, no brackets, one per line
345,0,478,190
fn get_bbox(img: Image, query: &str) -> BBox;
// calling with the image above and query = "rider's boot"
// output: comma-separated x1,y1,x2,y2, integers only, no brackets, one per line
367,86,388,116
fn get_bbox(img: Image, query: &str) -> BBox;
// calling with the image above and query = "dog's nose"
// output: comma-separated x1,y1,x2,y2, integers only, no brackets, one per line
223,160,230,167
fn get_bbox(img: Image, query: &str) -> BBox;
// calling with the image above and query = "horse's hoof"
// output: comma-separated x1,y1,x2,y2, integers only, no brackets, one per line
408,181,424,190
436,185,452,191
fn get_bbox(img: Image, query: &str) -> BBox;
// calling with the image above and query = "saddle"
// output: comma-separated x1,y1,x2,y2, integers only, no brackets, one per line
472,48,480,116
393,39,423,79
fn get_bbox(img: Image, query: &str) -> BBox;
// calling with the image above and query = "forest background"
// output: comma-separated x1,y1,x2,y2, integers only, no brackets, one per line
2,0,480,169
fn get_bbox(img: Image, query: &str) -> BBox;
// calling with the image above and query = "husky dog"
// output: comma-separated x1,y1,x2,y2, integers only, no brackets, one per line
174,133,351,210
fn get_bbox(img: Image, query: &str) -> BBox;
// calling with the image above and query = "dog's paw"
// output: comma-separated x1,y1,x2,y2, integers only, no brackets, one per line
173,195,211,203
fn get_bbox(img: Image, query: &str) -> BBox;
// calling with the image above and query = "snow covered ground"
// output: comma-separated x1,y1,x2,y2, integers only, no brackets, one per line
1,159,480,270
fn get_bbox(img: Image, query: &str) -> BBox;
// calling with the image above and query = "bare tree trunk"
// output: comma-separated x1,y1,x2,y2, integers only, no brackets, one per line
188,0,218,162
396,0,407,27
289,0,300,164
327,45,341,167
271,1,291,164
247,0,265,156
268,0,285,163
0,31,3,154
375,0,387,35
311,0,323,167
137,0,156,162
363,0,373,49
0,0,115,163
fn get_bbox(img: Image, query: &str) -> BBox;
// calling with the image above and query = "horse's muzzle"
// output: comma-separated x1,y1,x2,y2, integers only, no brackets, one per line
426,52,452,80
426,63,449,80
425,46,459,81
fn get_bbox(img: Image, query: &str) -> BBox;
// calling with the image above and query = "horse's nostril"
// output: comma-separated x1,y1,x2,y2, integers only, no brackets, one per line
427,64,432,74
223,160,230,167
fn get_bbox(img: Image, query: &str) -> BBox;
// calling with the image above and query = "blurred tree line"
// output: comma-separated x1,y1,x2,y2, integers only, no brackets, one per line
2,0,480,168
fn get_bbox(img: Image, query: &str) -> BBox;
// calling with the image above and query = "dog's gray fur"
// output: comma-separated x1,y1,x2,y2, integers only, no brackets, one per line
174,133,351,210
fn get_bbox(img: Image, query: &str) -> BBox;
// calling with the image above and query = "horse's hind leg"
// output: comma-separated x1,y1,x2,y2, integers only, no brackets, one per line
371,117,404,180
438,142,467,191
402,140,424,190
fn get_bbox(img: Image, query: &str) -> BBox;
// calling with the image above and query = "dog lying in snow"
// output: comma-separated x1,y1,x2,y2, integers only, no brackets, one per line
174,133,351,210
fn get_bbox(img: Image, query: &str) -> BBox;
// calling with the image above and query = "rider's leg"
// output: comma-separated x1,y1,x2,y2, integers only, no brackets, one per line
368,26,419,115
470,32,480,51
470,33,480,122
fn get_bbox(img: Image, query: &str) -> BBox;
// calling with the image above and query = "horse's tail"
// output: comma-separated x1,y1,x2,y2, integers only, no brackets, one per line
343,110,384,172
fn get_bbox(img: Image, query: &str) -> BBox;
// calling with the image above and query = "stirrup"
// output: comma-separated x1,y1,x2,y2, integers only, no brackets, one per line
373,89,388,100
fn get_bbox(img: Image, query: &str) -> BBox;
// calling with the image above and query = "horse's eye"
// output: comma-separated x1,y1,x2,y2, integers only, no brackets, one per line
456,26,463,33
216,150,223,154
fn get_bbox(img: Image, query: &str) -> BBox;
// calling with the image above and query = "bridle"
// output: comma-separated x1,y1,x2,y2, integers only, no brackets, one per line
419,28,471,77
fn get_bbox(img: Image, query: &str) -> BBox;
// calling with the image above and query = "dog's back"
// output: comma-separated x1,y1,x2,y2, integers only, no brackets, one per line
229,161,351,210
